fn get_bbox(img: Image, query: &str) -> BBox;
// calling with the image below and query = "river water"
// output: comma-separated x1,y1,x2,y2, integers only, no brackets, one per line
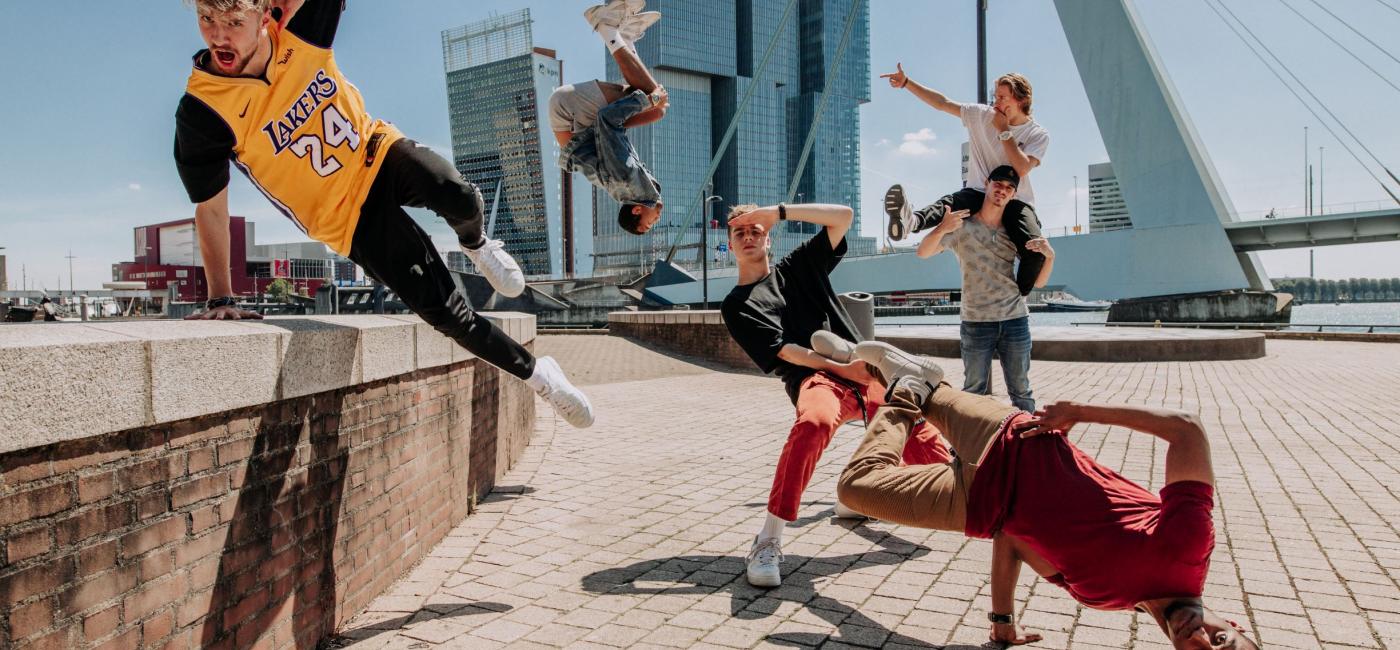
877,302,1400,332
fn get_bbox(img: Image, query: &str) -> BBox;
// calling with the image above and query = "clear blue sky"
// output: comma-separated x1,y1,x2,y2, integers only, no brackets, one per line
2,1,1398,291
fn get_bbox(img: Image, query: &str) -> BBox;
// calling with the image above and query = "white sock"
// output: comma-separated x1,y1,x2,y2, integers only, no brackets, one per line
525,358,550,392
758,513,787,544
596,24,627,53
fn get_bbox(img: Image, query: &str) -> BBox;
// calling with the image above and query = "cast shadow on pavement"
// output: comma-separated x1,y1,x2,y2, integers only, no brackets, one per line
582,518,996,649
322,601,514,647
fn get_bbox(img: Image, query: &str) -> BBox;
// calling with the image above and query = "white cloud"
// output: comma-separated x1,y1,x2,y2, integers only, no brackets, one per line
875,138,891,147
127,183,142,191
897,128,938,156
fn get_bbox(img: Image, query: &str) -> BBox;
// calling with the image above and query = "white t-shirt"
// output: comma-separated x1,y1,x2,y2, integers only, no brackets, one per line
958,103,1050,206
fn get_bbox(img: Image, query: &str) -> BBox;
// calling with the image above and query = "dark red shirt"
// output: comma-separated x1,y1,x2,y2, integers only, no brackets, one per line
966,415,1215,610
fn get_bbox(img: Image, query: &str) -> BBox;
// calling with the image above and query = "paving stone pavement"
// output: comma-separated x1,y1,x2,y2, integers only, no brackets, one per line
332,335,1400,649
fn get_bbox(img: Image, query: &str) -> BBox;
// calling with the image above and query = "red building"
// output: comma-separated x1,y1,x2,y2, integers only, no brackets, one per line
112,217,337,302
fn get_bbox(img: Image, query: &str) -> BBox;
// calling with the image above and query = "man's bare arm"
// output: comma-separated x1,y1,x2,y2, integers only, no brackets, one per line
1019,402,1214,487
195,188,234,300
778,344,874,385
880,63,962,118
190,189,261,320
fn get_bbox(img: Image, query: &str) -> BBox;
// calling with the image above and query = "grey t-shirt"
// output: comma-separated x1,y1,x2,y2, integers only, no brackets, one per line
943,219,1028,322
548,80,608,134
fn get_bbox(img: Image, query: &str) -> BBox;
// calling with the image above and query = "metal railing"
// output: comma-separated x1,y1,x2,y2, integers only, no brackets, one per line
1073,321,1400,333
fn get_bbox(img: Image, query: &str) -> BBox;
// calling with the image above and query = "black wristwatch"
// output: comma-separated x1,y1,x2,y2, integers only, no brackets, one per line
778,203,788,221
206,296,239,310
987,612,1014,625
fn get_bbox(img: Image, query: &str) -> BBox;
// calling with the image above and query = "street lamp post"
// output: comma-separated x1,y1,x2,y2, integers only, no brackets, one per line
700,186,724,310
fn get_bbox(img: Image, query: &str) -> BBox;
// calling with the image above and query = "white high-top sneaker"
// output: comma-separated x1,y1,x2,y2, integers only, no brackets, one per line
619,10,662,45
462,239,525,298
526,356,595,429
746,536,784,588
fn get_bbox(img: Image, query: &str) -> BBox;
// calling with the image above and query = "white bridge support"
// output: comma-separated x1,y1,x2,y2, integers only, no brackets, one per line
646,0,1374,305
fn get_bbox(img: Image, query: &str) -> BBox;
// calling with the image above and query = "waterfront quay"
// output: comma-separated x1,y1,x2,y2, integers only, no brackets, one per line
330,334,1400,649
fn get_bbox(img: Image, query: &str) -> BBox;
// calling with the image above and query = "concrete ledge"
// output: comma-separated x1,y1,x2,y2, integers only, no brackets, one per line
608,310,752,369
1265,331,1400,344
876,325,1266,362
0,314,535,455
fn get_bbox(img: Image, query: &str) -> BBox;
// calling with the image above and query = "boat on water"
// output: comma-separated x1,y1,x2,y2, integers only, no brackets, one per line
1041,294,1112,312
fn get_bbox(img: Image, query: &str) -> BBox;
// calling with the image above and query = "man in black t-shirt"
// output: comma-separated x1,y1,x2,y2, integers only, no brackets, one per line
721,203,949,588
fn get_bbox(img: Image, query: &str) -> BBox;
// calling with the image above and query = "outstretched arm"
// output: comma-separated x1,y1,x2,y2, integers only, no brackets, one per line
881,63,962,118
1017,402,1214,487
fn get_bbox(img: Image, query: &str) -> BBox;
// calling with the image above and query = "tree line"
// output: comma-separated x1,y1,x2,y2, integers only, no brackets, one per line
1272,277,1400,303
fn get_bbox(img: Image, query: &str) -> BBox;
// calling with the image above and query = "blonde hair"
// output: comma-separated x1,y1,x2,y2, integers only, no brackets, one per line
727,203,760,222
996,73,1033,114
187,0,269,14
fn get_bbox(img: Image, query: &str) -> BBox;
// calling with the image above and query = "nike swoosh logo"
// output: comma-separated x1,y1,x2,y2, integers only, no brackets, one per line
239,101,251,118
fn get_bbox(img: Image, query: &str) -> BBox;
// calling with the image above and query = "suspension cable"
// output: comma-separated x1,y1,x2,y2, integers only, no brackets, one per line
1203,0,1400,205
1304,0,1400,68
1208,0,1400,200
787,0,865,202
664,0,800,261
1277,0,1400,94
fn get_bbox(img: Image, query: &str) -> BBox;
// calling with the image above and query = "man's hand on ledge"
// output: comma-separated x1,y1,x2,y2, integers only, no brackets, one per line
184,306,263,320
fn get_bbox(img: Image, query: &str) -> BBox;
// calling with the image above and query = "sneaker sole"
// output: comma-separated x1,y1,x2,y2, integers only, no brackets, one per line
855,341,945,386
884,184,908,241
746,571,781,588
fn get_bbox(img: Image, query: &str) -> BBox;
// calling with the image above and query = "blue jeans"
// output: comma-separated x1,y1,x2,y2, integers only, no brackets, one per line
558,89,661,205
959,316,1034,413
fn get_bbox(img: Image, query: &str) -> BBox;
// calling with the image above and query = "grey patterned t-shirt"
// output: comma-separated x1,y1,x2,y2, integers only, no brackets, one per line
943,219,1028,322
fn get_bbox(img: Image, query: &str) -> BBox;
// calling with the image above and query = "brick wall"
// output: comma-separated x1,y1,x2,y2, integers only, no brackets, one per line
608,311,754,370
0,355,534,649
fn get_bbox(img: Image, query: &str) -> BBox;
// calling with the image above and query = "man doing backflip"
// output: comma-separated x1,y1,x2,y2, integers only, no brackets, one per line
834,342,1259,649
550,0,669,235
174,0,592,427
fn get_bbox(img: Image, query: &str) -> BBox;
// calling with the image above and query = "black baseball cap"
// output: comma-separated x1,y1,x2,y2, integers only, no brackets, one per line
988,165,1020,189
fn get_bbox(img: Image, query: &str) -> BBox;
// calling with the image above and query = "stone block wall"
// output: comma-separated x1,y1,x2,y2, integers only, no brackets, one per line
0,315,536,649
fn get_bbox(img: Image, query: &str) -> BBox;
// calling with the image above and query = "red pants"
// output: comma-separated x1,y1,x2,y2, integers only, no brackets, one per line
767,372,950,521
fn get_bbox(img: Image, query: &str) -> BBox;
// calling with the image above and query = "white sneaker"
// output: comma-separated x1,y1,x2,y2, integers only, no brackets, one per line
833,500,868,519
462,239,525,298
810,330,856,363
584,0,642,29
883,184,916,242
746,537,783,588
526,356,595,429
854,340,945,388
619,10,662,45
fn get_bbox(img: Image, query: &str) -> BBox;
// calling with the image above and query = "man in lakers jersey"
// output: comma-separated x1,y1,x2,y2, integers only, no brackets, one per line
174,0,594,428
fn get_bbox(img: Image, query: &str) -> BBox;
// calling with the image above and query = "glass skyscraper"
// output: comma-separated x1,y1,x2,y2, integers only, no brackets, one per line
593,0,874,275
442,10,594,279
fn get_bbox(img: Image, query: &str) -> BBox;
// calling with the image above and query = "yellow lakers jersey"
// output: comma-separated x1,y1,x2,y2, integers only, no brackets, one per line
183,22,401,255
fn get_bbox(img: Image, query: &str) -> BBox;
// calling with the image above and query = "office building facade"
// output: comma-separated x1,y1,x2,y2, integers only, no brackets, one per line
593,0,874,275
1088,161,1133,232
442,9,593,279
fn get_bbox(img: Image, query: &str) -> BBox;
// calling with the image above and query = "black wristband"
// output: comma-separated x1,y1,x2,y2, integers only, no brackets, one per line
778,203,788,221
987,612,1014,625
206,296,239,310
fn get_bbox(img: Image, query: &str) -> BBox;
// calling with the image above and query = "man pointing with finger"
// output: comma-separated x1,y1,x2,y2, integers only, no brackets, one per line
879,63,1051,298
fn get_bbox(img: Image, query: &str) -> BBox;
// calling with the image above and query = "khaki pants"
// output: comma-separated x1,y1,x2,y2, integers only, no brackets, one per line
837,382,1016,532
